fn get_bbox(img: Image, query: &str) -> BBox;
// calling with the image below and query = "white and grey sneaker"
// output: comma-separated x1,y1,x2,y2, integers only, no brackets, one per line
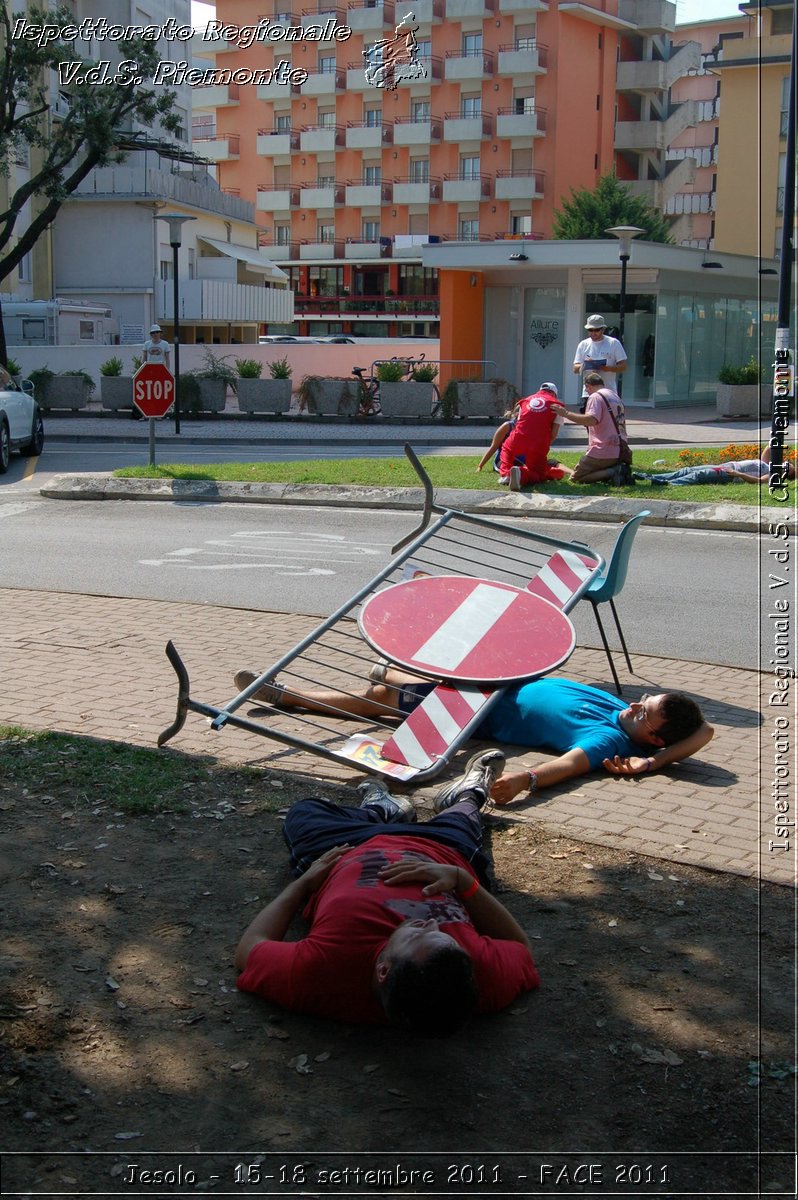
509,465,522,492
234,670,286,706
433,749,506,813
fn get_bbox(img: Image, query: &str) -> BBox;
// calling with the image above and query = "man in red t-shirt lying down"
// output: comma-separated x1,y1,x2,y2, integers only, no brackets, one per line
235,750,538,1034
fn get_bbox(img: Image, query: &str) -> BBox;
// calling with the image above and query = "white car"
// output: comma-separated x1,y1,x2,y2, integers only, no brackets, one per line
0,364,44,473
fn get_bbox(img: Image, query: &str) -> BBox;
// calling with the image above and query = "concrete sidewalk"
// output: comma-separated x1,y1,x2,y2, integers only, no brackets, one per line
2,586,782,886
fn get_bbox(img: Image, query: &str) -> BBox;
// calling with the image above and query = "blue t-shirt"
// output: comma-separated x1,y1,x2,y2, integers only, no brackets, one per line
479,677,637,769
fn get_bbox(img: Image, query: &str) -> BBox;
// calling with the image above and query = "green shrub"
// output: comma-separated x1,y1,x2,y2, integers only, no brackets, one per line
60,369,96,396
235,358,263,379
195,348,237,386
178,373,202,415
268,356,292,379
718,357,762,385
27,366,55,392
439,379,459,421
100,356,124,377
410,363,439,382
131,354,143,372
5,357,22,377
376,360,406,383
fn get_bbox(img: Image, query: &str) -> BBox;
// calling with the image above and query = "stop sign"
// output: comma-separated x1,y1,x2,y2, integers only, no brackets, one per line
133,363,175,418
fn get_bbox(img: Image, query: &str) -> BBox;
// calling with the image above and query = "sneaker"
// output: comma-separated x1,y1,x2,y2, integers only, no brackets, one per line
368,659,390,684
433,749,506,813
509,465,522,492
234,670,286,706
356,779,417,823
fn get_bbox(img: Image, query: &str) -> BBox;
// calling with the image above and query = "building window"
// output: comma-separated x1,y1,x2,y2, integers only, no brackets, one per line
410,158,429,182
275,114,291,133
188,248,195,279
317,222,335,242
510,214,532,235
79,321,95,340
309,266,342,294
460,155,480,180
17,254,31,283
363,164,381,185
417,39,431,58
362,219,380,240
160,259,173,281
319,54,336,74
398,265,437,295
317,172,335,186
274,224,291,245
462,32,482,56
412,100,431,121
458,218,479,241
172,107,188,141
318,109,336,127
461,96,481,118
364,107,382,126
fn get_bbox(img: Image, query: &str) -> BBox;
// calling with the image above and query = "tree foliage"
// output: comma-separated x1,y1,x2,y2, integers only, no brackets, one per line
0,3,180,351
552,173,674,244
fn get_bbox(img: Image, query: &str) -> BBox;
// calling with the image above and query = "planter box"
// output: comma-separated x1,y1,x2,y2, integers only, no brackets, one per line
100,376,134,411
454,380,513,419
236,378,292,414
180,378,228,415
299,378,360,416
36,376,92,412
379,381,435,418
716,383,782,419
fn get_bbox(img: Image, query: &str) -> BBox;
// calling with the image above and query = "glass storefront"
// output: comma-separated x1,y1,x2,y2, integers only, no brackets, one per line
585,293,656,405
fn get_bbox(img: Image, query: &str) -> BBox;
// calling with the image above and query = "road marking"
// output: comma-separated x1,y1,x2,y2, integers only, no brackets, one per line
138,528,383,575
0,502,35,519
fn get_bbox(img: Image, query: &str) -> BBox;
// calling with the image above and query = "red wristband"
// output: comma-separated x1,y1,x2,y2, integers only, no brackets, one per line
458,876,480,901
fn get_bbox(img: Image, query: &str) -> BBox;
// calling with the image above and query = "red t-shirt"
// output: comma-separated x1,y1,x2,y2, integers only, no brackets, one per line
498,392,564,483
237,836,539,1024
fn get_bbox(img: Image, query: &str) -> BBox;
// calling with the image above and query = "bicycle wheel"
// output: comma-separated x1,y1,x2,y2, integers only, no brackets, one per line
429,383,441,417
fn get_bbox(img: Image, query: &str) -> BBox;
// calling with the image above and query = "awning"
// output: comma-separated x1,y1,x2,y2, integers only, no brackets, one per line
198,236,288,282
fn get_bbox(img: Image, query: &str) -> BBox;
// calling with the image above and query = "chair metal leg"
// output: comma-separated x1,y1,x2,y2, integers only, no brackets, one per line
608,598,634,675
589,602,622,695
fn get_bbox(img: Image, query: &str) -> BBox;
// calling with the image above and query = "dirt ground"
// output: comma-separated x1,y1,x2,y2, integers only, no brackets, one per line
0,757,794,1200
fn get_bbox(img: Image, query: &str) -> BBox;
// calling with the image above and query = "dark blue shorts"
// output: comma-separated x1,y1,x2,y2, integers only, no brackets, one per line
396,680,436,715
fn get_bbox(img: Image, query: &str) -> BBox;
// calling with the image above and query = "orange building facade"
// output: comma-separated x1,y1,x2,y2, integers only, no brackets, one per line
192,0,698,336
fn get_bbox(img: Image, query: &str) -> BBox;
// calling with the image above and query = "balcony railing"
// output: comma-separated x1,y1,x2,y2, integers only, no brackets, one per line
294,292,440,316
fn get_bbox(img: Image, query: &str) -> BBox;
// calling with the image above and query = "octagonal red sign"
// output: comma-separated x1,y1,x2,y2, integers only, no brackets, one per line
133,363,175,418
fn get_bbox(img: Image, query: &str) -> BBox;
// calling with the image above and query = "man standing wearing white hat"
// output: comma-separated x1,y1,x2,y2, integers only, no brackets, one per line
143,324,172,371
572,315,626,408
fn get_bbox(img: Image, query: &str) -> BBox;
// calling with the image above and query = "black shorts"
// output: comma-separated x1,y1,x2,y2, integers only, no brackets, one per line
396,681,436,715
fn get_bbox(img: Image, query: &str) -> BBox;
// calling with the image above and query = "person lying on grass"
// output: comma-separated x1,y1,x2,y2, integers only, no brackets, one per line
635,444,795,487
232,669,713,804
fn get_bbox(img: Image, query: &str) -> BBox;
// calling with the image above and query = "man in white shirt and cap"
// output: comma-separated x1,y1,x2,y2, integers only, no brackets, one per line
143,324,172,371
573,315,626,409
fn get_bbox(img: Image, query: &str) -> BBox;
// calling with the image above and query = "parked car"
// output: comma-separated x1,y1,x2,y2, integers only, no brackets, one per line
315,335,355,344
0,365,44,473
258,335,301,343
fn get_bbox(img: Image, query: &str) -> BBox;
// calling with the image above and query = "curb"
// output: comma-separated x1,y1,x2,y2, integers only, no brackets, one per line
40,474,772,532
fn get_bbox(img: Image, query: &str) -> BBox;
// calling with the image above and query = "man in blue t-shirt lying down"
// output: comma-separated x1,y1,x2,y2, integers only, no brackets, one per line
232,668,713,805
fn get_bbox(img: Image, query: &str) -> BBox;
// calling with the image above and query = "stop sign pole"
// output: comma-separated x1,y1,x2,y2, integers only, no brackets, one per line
132,364,176,466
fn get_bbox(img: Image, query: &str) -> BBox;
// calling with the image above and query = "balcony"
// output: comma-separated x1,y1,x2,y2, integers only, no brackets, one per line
257,129,300,156
345,181,393,205
299,239,344,258
394,0,443,23
302,67,345,96
295,291,440,315
442,173,492,202
494,169,545,201
498,0,546,11
393,115,442,145
615,100,697,151
445,0,494,16
346,53,440,90
443,111,493,141
256,80,294,100
300,7,345,40
345,121,393,148
192,83,240,110
616,41,701,93
258,241,300,260
156,279,294,324
299,182,345,206
300,123,344,151
192,133,240,162
392,177,442,204
346,0,394,32
73,164,254,222
444,50,494,82
496,106,546,138
344,238,392,258
497,41,547,77
618,0,675,33
256,185,299,212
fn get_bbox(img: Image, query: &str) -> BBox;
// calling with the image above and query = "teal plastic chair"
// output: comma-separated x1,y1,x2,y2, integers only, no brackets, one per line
583,510,651,694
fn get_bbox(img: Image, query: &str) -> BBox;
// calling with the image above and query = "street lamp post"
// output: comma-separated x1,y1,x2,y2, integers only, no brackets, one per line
606,225,644,397
154,212,197,434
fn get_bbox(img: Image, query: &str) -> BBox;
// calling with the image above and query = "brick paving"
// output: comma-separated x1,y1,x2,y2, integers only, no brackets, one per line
2,585,788,887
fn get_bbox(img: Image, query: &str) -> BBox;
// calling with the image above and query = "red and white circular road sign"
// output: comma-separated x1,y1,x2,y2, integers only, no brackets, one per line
133,363,175,418
359,574,575,684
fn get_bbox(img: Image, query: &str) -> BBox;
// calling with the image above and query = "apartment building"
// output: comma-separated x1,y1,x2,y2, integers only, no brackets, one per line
711,0,794,260
194,0,701,337
666,14,747,249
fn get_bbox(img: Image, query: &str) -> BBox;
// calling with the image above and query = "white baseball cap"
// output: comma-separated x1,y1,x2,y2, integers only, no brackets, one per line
540,381,559,397
149,324,162,333
585,314,607,330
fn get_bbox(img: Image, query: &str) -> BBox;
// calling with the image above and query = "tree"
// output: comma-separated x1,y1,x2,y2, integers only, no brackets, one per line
553,173,674,244
0,4,180,364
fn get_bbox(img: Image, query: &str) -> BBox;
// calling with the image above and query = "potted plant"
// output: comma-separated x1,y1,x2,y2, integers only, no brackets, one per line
716,357,769,418
188,350,235,415
99,355,134,411
297,373,360,416
378,360,439,418
5,357,22,380
235,357,293,414
28,366,94,411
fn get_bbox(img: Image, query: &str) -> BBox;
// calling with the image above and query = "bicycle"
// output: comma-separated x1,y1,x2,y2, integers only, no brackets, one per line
351,354,433,417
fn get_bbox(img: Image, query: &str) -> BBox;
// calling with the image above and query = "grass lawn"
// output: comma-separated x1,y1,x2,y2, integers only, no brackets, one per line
114,446,778,506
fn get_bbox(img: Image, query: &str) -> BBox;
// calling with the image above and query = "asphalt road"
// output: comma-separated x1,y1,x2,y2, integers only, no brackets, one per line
0,495,758,669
